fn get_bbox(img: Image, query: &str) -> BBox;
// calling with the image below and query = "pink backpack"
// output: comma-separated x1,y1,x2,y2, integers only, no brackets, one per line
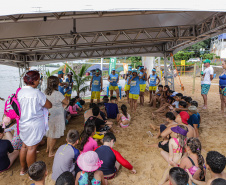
4,88,21,135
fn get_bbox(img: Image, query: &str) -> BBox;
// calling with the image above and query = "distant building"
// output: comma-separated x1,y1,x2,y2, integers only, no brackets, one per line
210,33,226,58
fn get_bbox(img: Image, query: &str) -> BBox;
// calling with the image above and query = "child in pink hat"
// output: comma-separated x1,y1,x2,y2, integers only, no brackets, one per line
75,151,106,185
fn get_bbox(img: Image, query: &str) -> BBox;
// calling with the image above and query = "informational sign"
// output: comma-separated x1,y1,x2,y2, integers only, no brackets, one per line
109,57,117,74
181,60,186,66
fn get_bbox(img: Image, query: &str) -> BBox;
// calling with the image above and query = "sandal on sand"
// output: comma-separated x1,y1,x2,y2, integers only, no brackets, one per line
20,171,27,176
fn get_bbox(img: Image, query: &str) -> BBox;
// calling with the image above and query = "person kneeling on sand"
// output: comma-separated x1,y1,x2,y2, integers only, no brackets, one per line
189,151,226,185
28,161,48,185
94,133,136,184
52,130,80,181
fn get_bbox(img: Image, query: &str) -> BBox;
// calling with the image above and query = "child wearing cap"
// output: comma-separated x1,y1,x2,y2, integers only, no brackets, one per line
124,69,132,103
75,151,106,185
58,71,67,95
139,66,147,106
90,69,103,104
65,72,74,101
187,106,200,138
108,69,119,101
28,161,48,185
52,129,80,181
201,59,214,109
148,68,160,104
159,125,188,184
128,69,140,113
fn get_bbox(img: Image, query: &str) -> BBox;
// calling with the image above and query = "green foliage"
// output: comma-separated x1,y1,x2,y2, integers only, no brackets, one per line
127,56,142,68
200,53,216,60
173,51,195,61
46,70,51,77
65,63,91,96
50,65,65,75
216,56,220,59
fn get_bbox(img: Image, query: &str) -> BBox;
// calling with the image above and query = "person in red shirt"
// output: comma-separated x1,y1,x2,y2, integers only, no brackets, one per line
94,133,136,183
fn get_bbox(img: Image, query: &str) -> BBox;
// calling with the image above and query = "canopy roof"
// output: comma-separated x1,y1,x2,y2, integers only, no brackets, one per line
86,64,108,72
0,1,226,67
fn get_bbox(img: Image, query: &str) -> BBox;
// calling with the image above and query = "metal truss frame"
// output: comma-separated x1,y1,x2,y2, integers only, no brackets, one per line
164,54,174,90
0,11,185,24
165,12,226,52
0,26,195,54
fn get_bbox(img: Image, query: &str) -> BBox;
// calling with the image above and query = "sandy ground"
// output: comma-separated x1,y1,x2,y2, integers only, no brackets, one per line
0,76,226,185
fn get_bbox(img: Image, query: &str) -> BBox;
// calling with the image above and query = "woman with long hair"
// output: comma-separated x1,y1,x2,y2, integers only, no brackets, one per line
18,70,52,175
180,137,206,181
45,76,68,157
219,59,226,117
75,151,106,185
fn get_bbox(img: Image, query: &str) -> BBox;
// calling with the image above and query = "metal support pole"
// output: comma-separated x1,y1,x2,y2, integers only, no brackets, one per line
192,62,197,94
101,58,103,70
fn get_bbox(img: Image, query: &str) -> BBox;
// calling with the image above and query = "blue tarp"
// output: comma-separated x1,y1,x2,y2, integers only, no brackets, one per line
86,64,109,72
218,33,226,40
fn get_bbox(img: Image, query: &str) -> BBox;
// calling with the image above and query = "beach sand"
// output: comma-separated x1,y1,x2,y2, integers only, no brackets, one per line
0,76,226,185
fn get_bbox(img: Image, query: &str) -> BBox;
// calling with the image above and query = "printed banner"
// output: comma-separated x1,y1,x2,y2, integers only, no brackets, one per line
123,63,128,74
109,57,117,74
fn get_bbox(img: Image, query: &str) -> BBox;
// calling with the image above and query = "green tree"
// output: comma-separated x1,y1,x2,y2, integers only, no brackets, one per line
127,56,142,68
65,63,91,96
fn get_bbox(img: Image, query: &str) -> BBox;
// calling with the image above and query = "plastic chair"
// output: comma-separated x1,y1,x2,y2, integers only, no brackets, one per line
106,85,122,99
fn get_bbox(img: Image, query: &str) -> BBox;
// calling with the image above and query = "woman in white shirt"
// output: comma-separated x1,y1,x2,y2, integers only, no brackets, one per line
18,70,52,175
45,76,68,157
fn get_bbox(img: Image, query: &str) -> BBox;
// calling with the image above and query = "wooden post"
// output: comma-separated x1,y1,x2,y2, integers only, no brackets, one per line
192,62,197,94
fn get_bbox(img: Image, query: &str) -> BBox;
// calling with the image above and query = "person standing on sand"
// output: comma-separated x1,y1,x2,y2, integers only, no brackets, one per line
65,72,74,101
128,69,140,113
148,68,160,103
219,60,226,117
90,69,103,104
124,69,132,104
201,59,214,109
108,68,119,101
45,76,69,157
18,70,52,175
138,66,147,106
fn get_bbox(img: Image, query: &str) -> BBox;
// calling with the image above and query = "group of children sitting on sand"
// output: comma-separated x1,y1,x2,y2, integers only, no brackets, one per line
147,84,226,185
0,83,226,185
33,95,133,185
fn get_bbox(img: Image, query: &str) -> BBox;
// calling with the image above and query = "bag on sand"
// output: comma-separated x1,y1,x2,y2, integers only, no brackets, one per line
4,88,21,135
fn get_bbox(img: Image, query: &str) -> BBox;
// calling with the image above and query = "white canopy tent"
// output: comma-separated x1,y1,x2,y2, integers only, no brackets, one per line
0,0,226,89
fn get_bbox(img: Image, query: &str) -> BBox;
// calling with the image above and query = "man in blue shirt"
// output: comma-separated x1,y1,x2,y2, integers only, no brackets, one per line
90,69,103,103
128,69,140,113
187,106,200,137
58,71,66,95
108,68,119,101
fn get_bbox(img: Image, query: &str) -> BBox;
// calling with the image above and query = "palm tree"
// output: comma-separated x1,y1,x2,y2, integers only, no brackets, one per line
65,63,91,96
46,65,65,77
